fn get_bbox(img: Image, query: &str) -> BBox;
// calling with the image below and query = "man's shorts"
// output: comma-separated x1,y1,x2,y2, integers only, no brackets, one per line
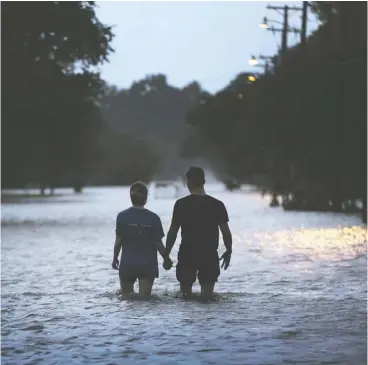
176,249,220,286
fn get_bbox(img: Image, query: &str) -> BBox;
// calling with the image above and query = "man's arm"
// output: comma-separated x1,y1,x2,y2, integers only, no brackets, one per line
218,201,232,252
112,234,123,269
219,222,232,252
165,223,180,255
165,201,181,255
113,234,122,262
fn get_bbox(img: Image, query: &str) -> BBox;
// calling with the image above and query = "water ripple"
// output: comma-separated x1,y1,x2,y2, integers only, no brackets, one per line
1,187,367,365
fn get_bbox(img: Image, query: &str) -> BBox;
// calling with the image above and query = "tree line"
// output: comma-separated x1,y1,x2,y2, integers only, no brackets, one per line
185,2,367,222
2,1,113,193
100,75,209,183
1,2,207,194
2,2,366,223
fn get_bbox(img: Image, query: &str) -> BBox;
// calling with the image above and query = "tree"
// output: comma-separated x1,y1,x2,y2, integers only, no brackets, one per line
186,2,367,221
100,75,210,180
1,1,114,193
91,125,160,186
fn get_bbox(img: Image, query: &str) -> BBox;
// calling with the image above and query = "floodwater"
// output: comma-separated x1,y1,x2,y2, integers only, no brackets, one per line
1,185,367,365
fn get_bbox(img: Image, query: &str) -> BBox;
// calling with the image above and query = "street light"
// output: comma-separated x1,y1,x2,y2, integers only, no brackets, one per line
248,55,259,66
249,54,275,74
260,16,269,29
261,16,284,28
248,75,257,82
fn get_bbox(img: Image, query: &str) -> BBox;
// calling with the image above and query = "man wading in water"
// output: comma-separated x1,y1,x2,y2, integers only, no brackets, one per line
112,181,172,296
165,167,233,298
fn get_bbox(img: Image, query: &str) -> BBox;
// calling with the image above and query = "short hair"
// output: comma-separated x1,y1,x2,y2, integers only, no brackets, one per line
130,181,148,206
185,166,205,187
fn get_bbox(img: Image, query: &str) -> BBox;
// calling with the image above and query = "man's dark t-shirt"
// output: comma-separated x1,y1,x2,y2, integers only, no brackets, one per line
171,194,229,257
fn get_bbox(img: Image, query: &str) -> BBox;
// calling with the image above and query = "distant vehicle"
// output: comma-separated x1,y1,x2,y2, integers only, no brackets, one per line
152,180,183,199
224,179,241,192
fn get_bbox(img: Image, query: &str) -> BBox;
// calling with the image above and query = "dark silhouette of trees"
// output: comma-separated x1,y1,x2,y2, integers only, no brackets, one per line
89,123,160,186
2,1,113,194
100,75,209,180
3,1,365,224
1,0,207,193
186,2,367,222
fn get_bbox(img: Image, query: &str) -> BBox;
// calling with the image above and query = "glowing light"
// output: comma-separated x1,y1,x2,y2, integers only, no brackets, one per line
260,17,269,29
248,56,259,66
248,75,256,82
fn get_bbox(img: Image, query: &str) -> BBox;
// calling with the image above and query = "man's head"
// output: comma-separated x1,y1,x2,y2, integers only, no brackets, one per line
130,181,148,206
185,166,205,191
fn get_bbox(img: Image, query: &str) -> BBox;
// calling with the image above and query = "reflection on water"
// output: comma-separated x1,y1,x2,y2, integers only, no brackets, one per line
256,226,366,261
1,186,367,365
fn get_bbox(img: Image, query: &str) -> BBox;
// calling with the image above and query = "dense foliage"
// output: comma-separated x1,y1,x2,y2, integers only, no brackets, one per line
100,75,209,180
1,1,207,192
2,2,366,223
2,1,113,192
186,2,367,220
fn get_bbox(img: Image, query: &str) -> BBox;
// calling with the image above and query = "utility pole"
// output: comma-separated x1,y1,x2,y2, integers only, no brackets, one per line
259,2,309,207
265,60,270,74
265,4,302,59
301,2,308,46
248,54,275,74
281,5,289,56
298,2,308,208
264,2,309,49
332,2,348,213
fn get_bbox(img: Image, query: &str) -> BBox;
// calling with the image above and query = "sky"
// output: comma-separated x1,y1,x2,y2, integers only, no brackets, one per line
95,1,319,93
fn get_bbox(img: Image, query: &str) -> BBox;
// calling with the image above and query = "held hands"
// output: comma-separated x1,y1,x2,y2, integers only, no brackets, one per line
112,258,119,270
163,256,173,271
219,250,232,270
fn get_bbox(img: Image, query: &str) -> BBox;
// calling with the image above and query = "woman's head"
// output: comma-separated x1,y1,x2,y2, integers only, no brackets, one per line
130,181,148,206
